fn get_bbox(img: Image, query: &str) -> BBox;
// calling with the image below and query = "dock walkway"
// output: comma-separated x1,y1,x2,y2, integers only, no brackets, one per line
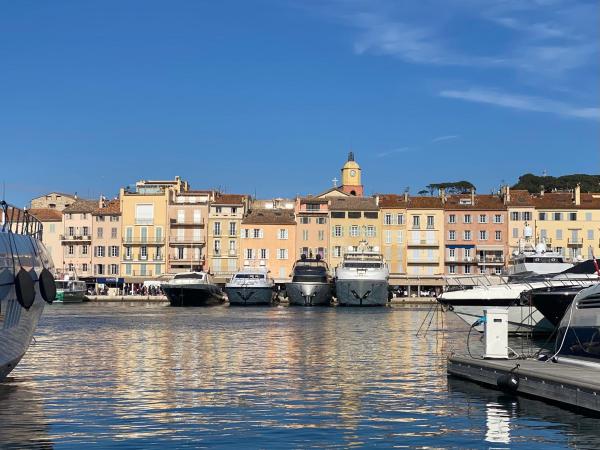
448,355,600,413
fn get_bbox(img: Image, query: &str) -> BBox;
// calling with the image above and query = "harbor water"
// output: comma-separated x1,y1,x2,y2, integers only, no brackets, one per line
2,304,600,448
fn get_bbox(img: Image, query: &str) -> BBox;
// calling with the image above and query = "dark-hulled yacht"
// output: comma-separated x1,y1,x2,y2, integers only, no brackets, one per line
286,255,332,306
162,271,225,306
225,267,275,306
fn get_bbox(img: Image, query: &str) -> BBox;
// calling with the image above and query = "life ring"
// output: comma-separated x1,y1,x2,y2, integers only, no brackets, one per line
38,268,56,304
15,268,35,309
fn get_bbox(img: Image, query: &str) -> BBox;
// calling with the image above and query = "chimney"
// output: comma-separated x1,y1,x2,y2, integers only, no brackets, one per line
439,187,446,204
470,187,475,206
574,183,581,205
375,195,379,206
404,192,408,202
503,185,510,205
540,185,544,197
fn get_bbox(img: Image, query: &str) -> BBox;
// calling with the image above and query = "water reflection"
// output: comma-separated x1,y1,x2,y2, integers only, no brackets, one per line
5,304,599,448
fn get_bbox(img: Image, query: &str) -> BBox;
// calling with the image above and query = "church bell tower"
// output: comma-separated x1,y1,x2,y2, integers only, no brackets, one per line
340,152,363,196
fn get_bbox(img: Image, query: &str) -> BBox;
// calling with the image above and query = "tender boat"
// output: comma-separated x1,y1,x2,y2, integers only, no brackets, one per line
54,275,86,303
335,243,389,306
286,255,332,306
225,267,275,306
437,260,599,334
162,271,225,306
552,283,600,368
1,202,56,380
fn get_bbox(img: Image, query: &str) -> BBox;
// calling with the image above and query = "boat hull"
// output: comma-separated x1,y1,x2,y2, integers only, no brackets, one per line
225,286,274,306
286,282,332,306
530,289,579,327
164,285,225,307
0,285,46,381
336,279,389,306
54,291,86,304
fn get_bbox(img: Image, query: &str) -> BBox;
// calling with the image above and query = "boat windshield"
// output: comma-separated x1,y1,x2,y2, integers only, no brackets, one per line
292,260,328,283
174,273,205,280
235,274,265,279
523,256,565,263
343,262,383,268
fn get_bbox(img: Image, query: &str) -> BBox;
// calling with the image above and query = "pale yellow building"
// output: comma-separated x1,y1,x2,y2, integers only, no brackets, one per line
328,197,381,271
378,194,408,276
120,177,188,282
405,197,445,277
206,193,249,280
30,192,77,211
29,208,63,271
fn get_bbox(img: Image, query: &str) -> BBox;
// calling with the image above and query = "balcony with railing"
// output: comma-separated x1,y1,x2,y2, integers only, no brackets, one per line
567,238,583,247
122,236,165,244
445,256,477,264
407,256,440,264
476,255,505,265
61,234,92,242
169,235,206,245
170,217,205,226
408,239,439,247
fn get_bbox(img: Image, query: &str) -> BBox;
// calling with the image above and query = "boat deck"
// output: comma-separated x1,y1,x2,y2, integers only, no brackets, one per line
448,355,600,413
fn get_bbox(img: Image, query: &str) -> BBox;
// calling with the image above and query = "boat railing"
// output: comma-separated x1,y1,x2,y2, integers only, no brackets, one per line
0,201,43,240
442,274,506,290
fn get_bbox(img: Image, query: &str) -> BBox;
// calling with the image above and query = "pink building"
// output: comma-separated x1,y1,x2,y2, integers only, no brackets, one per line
92,199,121,280
61,199,98,280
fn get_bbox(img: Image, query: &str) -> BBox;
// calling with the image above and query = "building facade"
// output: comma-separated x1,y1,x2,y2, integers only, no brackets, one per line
240,208,297,282
61,199,97,279
31,192,77,211
378,194,408,276
295,197,329,263
92,199,121,279
29,208,63,270
404,197,445,277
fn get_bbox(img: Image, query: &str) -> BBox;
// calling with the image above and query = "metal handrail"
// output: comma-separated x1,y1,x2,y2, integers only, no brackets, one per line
0,201,43,240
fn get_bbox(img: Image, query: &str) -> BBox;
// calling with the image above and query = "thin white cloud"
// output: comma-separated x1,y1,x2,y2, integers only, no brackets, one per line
431,135,459,143
439,88,600,121
376,147,412,158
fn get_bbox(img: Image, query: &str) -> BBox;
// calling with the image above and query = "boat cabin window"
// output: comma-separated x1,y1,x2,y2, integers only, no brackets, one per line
343,262,383,269
524,257,563,263
235,274,265,279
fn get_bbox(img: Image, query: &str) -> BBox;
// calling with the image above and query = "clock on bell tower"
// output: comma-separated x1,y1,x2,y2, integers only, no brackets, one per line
340,152,364,196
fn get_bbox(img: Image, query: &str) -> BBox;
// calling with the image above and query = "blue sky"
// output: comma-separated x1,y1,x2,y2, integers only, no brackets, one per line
1,0,598,206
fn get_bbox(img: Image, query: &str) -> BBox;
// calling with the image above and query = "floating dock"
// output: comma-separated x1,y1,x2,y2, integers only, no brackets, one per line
448,355,600,414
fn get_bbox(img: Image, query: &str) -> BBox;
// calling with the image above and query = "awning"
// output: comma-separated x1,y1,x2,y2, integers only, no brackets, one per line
446,245,475,249
476,245,504,251
96,277,125,284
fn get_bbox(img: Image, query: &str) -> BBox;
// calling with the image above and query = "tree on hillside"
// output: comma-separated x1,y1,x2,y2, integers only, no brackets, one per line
512,173,600,193
426,181,475,195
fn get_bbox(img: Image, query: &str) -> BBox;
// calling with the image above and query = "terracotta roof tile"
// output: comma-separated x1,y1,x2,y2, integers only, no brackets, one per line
330,197,378,211
242,209,296,225
406,196,444,209
213,194,247,205
378,194,408,208
92,199,121,215
444,194,506,210
62,199,98,214
28,208,63,221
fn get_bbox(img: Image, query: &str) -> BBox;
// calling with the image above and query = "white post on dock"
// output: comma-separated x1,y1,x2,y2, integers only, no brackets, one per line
483,308,509,359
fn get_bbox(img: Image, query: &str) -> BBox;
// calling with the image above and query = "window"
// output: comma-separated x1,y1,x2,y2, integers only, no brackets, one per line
125,246,132,259
350,225,359,237
111,227,117,239
426,216,434,229
348,212,361,219
397,214,404,225
177,209,185,223
49,223,56,233
448,248,456,259
302,230,309,241
241,229,249,239
214,239,221,255
334,225,343,237
110,246,119,257
385,230,392,244
553,212,562,221
366,226,376,237
522,212,532,221
214,222,221,236
229,240,236,252
464,265,471,274
229,222,237,236
464,214,471,224
246,248,254,259
556,229,563,239
96,215,105,222
588,229,594,240
215,206,222,214
125,263,132,275
316,217,327,225
110,264,119,275
96,264,105,275
260,248,268,259
464,230,471,240
82,263,88,272
278,229,288,240
318,230,324,241
82,245,89,255
448,214,456,224
95,246,105,257
412,216,420,229
333,246,341,257
449,265,456,274
300,217,310,224
585,212,592,221
569,212,577,221
511,212,519,221
331,212,345,219
193,210,202,224
97,227,103,238
495,231,502,240
81,213,87,220
66,213,72,220
82,226,89,236
384,214,393,225
397,231,403,243
364,212,378,219
479,230,487,240
155,247,162,260
512,228,518,238
464,248,472,259
277,249,288,260
448,230,456,240
478,214,487,224
539,212,546,221
253,228,263,239
68,245,74,255
493,214,502,224
135,204,154,225
110,216,119,222
140,246,147,260
68,226,74,236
